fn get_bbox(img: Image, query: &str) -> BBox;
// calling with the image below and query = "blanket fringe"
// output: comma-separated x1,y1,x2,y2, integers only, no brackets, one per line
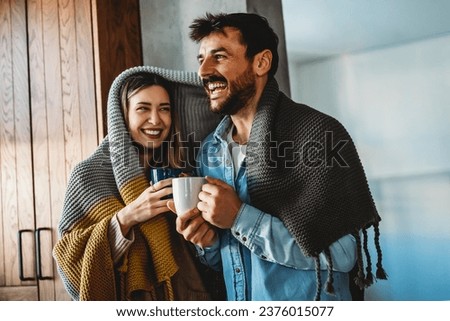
362,229,374,286
353,232,367,289
314,256,322,301
164,276,175,301
353,224,388,292
314,225,388,300
374,223,388,280
324,248,335,295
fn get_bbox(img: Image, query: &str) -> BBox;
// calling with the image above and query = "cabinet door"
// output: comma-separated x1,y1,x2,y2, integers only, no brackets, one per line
0,0,37,300
28,0,98,301
1,0,97,301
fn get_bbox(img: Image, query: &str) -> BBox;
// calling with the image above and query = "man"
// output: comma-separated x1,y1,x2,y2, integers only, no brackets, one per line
169,12,386,301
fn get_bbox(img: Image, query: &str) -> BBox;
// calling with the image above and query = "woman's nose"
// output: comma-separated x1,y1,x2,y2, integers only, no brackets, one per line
147,110,161,125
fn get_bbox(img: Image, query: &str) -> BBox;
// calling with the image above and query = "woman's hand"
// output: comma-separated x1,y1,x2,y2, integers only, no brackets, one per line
116,178,173,236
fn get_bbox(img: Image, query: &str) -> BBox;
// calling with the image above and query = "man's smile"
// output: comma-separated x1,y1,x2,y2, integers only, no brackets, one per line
203,77,228,99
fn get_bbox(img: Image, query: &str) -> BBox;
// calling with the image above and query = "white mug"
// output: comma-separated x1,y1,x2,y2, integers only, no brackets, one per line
172,177,206,215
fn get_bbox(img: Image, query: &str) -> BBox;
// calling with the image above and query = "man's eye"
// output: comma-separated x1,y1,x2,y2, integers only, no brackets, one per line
215,55,225,60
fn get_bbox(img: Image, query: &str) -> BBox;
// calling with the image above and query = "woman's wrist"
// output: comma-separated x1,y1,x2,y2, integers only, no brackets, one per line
116,207,134,236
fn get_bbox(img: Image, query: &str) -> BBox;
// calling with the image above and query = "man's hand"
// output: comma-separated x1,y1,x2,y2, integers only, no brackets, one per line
197,176,242,229
167,201,218,248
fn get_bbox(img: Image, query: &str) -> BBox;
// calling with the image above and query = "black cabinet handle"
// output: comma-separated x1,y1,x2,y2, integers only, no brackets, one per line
17,229,35,281
35,227,53,280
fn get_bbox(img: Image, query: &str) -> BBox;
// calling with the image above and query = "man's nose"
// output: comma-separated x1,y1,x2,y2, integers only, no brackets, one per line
198,57,214,79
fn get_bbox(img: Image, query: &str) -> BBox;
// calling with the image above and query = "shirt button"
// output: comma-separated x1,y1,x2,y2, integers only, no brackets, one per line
242,236,247,242
235,231,240,236
235,268,241,273
226,159,231,166
261,255,267,260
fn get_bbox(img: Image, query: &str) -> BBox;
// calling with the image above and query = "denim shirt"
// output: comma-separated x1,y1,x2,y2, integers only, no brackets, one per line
196,116,356,301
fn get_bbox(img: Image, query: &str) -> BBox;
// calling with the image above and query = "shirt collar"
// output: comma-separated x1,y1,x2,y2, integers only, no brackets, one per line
212,116,233,143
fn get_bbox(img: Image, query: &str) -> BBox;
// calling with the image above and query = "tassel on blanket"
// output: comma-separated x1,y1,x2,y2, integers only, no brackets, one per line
353,232,367,289
362,229,374,286
374,223,388,280
314,256,322,301
164,276,175,301
324,248,335,295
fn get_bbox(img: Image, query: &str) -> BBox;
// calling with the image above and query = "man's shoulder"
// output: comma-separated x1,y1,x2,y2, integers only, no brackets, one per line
279,93,346,129
279,93,332,119
277,93,350,140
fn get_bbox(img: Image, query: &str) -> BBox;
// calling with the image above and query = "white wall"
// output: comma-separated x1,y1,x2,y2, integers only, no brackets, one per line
289,35,450,300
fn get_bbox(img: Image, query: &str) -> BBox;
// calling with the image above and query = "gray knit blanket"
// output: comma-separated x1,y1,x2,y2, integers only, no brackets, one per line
247,78,387,299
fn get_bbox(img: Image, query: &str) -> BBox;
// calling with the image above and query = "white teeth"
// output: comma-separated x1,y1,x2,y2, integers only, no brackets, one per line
208,82,227,91
143,129,161,135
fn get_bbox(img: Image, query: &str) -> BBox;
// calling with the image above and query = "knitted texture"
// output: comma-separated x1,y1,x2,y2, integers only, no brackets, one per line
53,66,221,300
247,78,387,300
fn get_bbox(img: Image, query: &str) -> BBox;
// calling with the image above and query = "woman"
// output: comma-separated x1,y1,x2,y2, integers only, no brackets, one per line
53,67,223,300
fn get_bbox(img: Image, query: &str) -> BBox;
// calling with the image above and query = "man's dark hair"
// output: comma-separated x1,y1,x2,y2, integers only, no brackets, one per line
189,12,279,78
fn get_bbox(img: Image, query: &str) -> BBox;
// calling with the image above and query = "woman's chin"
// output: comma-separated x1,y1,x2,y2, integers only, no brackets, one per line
145,141,163,150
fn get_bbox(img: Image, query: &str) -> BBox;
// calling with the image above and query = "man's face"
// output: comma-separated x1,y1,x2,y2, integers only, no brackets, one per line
197,27,256,115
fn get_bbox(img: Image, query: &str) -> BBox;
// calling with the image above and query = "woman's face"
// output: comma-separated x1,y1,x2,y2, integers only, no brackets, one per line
127,85,172,150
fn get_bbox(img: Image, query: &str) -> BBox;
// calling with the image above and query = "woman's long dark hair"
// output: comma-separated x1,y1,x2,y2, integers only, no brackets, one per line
120,72,185,168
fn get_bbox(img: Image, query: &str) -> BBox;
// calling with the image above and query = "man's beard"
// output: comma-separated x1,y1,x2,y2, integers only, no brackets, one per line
209,66,256,116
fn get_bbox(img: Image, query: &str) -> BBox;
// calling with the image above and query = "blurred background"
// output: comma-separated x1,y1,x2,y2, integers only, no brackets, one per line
283,0,450,300
1,0,449,301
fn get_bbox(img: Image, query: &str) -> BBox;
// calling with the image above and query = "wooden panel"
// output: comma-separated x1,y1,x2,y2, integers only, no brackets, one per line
1,0,35,288
53,1,96,300
32,0,97,301
0,0,17,287
93,0,142,136
28,0,51,261
11,0,35,286
0,0,10,287
33,0,64,301
75,0,98,157
59,0,82,175
28,0,54,298
28,0,56,301
0,286,38,300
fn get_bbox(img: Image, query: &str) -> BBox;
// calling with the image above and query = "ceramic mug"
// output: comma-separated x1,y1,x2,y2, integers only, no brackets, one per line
149,168,184,200
172,177,206,215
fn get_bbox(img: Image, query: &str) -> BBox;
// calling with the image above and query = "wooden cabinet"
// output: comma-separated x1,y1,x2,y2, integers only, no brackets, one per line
0,0,141,300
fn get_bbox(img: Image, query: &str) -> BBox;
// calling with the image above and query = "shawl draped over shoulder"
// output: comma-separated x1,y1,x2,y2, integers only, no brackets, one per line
246,78,387,300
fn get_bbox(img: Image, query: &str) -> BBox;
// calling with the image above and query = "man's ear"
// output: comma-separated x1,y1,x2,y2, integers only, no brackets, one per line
254,49,272,76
